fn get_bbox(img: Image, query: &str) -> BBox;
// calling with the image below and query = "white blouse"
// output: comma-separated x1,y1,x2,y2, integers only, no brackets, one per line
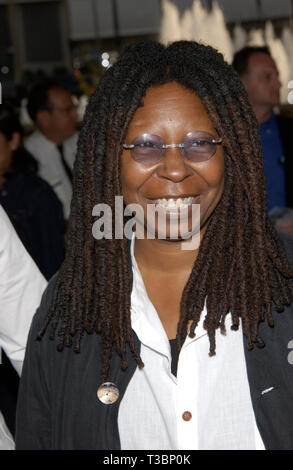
118,236,265,450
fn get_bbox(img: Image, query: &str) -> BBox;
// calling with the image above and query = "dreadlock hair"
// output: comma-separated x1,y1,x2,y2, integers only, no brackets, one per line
38,40,293,382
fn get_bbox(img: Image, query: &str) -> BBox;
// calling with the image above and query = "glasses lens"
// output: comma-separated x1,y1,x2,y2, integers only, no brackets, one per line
182,132,219,162
130,134,165,164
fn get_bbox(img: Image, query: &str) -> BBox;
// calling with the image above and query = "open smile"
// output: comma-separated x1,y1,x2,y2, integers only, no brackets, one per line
143,195,201,220
154,196,199,210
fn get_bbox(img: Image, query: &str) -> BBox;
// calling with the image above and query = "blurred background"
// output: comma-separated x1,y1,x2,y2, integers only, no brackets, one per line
1,0,293,124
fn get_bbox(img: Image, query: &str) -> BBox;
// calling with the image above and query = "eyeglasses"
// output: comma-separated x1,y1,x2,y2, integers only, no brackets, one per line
123,132,222,165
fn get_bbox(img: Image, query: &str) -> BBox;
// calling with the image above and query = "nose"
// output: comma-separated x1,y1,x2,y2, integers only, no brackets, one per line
155,147,194,182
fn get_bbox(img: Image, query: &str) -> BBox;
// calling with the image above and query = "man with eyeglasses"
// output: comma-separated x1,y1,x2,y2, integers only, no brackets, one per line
25,79,78,220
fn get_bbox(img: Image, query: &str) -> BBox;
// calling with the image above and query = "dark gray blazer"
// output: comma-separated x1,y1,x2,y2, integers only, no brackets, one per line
15,234,293,450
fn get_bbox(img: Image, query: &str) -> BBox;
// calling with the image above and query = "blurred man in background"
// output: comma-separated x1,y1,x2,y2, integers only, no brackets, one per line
25,80,78,220
233,46,293,233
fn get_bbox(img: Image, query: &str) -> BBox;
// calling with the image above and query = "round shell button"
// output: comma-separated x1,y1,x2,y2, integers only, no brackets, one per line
97,382,119,405
182,411,192,421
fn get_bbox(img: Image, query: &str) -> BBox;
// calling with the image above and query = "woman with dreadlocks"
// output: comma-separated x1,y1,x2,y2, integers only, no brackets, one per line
16,40,293,450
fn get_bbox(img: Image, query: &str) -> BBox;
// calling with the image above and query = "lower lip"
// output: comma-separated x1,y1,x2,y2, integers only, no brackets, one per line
153,196,200,219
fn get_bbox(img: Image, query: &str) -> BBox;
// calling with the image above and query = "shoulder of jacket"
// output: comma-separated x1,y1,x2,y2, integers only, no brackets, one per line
32,273,59,331
25,131,55,155
23,173,61,196
25,130,40,145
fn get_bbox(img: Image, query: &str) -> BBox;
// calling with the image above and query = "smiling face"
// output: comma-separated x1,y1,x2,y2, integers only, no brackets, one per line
120,81,225,241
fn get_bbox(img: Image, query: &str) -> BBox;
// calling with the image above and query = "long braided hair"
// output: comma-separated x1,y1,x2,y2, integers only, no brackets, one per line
39,40,293,382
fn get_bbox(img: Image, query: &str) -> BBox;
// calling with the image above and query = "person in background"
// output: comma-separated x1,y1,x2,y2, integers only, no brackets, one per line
232,46,293,233
25,79,78,220
0,204,47,449
0,104,64,438
0,104,65,281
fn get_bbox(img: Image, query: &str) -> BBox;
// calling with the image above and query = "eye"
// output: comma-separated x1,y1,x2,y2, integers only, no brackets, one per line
263,73,272,81
191,139,212,147
183,132,218,150
131,134,165,150
137,140,157,148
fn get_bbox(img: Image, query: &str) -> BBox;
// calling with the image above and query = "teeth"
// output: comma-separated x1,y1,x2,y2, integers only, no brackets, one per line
155,197,194,209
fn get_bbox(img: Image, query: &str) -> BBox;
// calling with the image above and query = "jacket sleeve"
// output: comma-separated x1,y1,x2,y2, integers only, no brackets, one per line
15,276,57,449
0,204,47,374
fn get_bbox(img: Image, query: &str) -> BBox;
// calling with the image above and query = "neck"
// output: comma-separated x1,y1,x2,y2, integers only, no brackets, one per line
252,104,273,125
134,235,201,276
38,128,64,145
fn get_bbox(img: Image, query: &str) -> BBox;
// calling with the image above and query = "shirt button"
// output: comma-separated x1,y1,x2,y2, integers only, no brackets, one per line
182,411,192,421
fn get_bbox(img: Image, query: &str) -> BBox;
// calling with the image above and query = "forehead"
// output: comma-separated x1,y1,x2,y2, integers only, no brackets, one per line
48,87,72,105
127,82,214,131
247,53,278,74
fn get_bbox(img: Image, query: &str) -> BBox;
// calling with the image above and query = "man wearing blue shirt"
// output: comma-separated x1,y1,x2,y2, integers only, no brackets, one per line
233,47,293,232
259,113,286,212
